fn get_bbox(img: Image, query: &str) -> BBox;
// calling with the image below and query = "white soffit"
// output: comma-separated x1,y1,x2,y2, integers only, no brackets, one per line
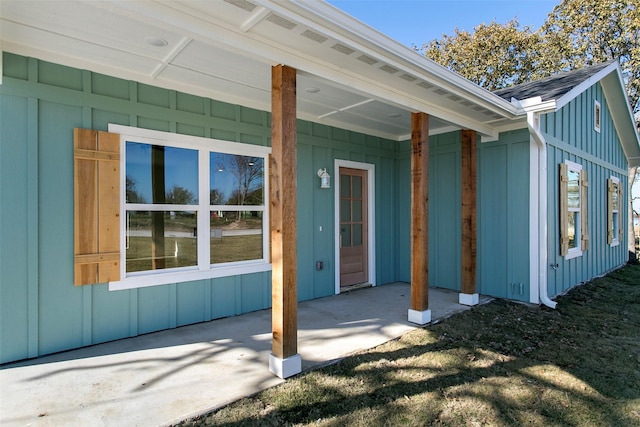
0,0,520,140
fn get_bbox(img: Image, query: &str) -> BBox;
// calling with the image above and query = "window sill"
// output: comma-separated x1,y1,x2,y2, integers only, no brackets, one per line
564,249,583,260
108,262,272,291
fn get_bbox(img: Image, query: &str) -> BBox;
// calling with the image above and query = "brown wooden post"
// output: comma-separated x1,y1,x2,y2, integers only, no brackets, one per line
460,129,478,305
269,64,301,378
408,112,431,324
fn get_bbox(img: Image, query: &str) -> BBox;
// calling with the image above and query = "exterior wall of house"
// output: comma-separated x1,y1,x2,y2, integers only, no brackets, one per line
478,129,532,301
0,53,404,363
395,132,463,289
396,129,532,302
542,82,629,298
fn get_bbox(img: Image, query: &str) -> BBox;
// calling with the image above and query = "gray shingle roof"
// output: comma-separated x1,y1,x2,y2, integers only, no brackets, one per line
494,61,616,102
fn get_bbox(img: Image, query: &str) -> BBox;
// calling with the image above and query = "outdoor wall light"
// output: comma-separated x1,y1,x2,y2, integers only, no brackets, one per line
317,168,331,189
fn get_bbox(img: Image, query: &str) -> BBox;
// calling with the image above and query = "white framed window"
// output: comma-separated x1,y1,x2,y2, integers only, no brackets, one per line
108,125,271,290
607,176,622,246
560,160,588,259
594,100,601,133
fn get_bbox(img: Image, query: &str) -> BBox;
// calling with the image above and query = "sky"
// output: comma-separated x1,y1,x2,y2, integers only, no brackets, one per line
327,0,560,49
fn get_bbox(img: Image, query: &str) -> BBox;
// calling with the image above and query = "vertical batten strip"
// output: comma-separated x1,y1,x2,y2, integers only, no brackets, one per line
27,96,39,358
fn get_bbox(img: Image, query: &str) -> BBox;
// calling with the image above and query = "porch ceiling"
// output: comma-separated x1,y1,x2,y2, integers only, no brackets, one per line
0,0,520,141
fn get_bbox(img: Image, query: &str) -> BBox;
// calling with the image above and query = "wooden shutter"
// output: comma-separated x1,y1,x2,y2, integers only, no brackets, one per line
607,179,614,244
618,183,624,242
580,169,588,251
74,128,121,285
559,163,569,256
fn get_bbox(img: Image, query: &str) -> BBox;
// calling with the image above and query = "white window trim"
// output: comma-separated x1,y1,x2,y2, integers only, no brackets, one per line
108,124,271,291
610,175,620,247
565,160,583,260
594,100,601,133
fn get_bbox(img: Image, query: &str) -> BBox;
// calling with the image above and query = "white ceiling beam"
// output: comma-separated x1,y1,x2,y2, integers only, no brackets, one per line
239,7,270,32
151,36,192,79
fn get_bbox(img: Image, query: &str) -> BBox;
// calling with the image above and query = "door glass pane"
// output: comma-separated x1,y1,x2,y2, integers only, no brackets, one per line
210,153,264,205
353,223,362,246
341,224,351,247
126,142,198,204
340,199,351,222
126,211,197,272
210,211,263,264
352,176,362,198
353,199,362,222
340,174,351,198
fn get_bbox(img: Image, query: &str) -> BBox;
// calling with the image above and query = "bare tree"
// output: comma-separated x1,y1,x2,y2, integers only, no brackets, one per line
226,155,263,215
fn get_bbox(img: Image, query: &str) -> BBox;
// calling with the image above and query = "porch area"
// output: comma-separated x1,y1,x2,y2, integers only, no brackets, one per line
1,284,490,427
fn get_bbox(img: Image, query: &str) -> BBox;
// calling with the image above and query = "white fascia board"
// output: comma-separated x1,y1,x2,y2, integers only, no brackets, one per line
276,0,519,118
600,72,640,166
555,61,619,110
550,60,640,165
512,97,557,114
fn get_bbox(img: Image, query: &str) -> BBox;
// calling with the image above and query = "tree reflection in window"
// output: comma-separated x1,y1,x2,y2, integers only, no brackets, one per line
125,142,199,272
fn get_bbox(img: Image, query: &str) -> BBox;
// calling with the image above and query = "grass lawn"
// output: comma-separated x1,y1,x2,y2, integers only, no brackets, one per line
177,264,640,426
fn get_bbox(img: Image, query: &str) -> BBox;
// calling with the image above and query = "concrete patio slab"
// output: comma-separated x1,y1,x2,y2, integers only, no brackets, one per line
0,284,489,427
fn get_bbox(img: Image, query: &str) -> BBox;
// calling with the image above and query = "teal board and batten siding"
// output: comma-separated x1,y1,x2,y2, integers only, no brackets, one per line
0,53,403,363
543,82,628,298
478,130,531,301
394,133,462,289
395,129,531,302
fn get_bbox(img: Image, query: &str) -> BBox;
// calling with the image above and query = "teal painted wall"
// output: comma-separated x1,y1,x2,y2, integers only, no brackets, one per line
396,130,531,301
478,130,531,301
394,133,463,290
428,133,462,291
542,82,629,297
0,53,404,363
395,144,411,283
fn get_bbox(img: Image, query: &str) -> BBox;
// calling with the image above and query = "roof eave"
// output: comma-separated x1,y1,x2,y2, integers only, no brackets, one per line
271,0,520,118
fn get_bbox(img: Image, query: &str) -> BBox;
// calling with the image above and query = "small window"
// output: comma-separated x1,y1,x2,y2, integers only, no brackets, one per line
560,161,588,259
608,176,622,246
594,100,601,133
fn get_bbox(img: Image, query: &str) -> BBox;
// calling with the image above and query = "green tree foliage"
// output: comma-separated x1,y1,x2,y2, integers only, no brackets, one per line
542,0,640,115
165,185,196,205
126,176,144,203
420,19,562,91
420,0,640,116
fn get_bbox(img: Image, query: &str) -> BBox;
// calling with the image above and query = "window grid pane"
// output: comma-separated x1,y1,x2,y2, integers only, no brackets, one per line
126,211,197,272
210,211,263,264
210,153,264,206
